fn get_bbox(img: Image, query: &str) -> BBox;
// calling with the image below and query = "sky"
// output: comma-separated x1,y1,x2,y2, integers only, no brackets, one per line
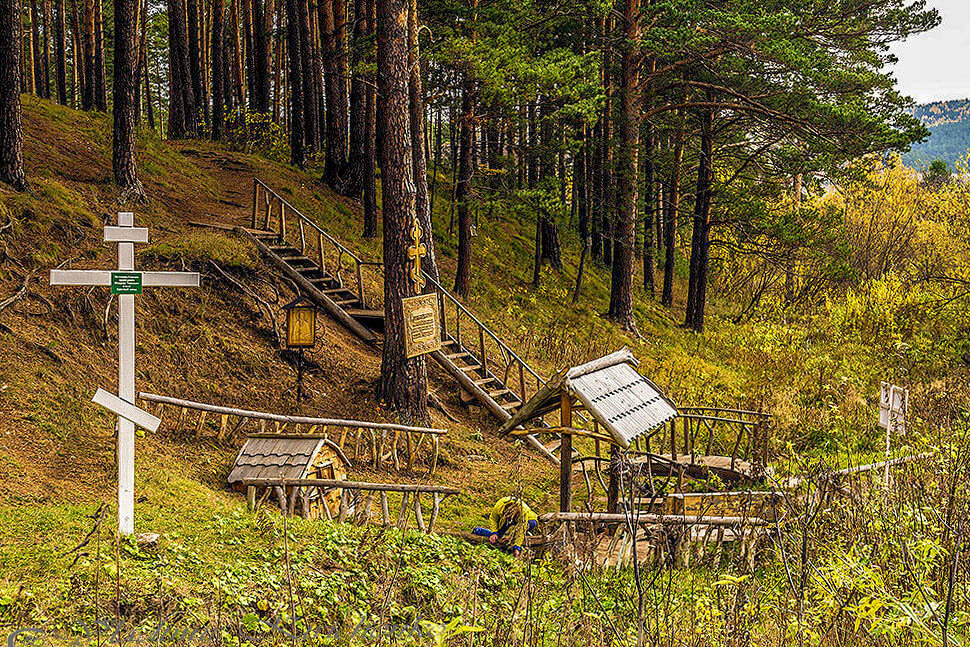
890,1,970,103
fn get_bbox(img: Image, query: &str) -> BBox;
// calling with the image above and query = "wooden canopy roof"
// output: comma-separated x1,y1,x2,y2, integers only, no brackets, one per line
499,348,678,449
228,434,348,484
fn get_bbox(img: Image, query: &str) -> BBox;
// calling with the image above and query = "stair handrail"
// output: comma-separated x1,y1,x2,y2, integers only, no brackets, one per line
422,274,545,388
252,178,370,306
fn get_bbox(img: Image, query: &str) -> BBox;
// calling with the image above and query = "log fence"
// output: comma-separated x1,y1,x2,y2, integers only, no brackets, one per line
242,478,460,534
139,392,447,475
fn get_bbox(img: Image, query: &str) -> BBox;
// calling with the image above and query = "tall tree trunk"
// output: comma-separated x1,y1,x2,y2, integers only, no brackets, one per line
71,0,82,106
251,0,271,114
320,0,348,185
168,0,196,137
296,0,317,151
573,124,589,302
186,0,205,124
210,0,225,138
113,0,144,200
599,13,614,267
452,9,476,298
82,0,94,108
30,0,44,96
407,0,437,281
641,121,655,296
360,0,376,237
284,0,304,165
0,0,27,190
607,0,639,331
341,0,366,196
686,109,713,331
41,0,51,98
93,0,106,110
142,5,156,131
661,110,685,307
376,0,428,422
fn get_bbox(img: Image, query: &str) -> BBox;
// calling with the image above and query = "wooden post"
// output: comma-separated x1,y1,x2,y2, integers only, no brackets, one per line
413,493,426,532
252,179,258,229
560,393,572,513
380,492,390,525
247,485,256,511
607,444,620,514
397,492,411,529
429,493,441,532
670,419,678,462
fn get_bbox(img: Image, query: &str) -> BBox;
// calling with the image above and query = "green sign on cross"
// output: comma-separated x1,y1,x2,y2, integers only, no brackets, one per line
111,271,143,295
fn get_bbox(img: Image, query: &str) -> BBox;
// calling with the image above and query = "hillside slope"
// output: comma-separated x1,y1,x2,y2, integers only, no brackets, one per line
903,98,970,167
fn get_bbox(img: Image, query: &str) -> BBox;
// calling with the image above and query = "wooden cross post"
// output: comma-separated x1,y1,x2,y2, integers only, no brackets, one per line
560,392,572,513
50,212,200,535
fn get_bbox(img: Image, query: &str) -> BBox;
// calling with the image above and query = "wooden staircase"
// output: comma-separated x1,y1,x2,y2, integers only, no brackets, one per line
243,178,561,463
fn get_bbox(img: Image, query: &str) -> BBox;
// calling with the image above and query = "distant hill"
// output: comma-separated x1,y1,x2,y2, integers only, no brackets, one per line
903,99,970,168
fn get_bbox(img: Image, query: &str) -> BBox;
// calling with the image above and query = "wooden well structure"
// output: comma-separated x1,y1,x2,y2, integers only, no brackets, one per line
228,434,351,519
500,348,678,513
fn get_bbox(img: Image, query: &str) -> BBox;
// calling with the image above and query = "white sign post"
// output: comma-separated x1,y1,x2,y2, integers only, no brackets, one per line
879,381,909,486
50,212,199,535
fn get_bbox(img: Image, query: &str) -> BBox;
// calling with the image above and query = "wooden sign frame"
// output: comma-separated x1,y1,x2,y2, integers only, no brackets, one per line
402,293,441,358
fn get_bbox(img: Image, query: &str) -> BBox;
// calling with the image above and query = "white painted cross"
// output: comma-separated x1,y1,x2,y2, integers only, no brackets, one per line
50,212,199,535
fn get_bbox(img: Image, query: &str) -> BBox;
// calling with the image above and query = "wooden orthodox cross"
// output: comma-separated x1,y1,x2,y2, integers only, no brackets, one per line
406,218,427,292
50,212,200,535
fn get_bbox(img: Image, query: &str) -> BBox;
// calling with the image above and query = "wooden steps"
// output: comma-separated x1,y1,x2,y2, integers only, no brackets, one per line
242,178,561,465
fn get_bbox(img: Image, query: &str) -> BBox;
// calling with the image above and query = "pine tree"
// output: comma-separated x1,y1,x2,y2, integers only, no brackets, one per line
0,0,27,190
376,0,427,422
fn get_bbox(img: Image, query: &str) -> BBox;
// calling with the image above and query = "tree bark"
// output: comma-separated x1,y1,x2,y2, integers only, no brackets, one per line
297,0,318,151
168,0,197,137
685,109,713,331
642,121,655,296
360,0,377,237
285,0,305,165
30,0,44,97
82,0,95,109
599,13,614,268
93,0,106,110
40,0,51,98
661,110,684,307
607,0,639,331
210,0,226,138
408,0,437,281
252,0,271,115
186,0,205,124
376,0,428,423
341,0,366,196
0,0,28,190
112,0,145,200
320,0,348,185
453,48,476,297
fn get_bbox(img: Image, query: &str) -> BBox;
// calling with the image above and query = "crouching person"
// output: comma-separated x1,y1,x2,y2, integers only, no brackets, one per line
472,496,538,558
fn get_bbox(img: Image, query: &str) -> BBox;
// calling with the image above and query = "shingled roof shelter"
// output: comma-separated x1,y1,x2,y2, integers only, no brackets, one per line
228,434,350,518
500,348,677,512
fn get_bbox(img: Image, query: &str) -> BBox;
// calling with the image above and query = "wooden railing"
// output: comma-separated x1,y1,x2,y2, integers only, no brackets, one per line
424,274,546,407
630,408,771,473
139,392,446,475
251,178,380,309
242,477,460,533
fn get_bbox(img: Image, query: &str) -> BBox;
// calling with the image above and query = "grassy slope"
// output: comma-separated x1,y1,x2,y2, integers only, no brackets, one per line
0,97,903,639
